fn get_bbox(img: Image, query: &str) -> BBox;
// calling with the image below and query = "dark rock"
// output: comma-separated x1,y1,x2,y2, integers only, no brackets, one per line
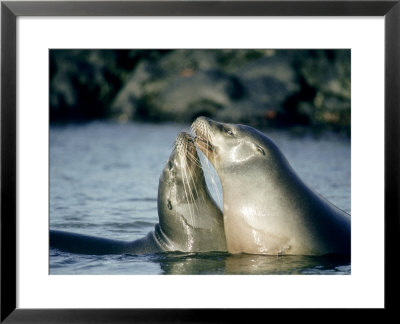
51,49,351,133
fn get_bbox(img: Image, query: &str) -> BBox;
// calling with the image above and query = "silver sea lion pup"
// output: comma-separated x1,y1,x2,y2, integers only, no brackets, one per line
50,132,226,254
192,117,350,256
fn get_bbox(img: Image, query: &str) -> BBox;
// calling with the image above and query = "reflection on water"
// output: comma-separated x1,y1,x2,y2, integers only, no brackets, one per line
158,253,350,275
50,121,350,275
50,250,350,275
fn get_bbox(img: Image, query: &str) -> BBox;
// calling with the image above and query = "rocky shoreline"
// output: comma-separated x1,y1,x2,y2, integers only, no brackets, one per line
50,49,350,135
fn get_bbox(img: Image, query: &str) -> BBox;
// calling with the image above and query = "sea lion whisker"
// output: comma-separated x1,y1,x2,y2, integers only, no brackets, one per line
186,167,199,213
188,173,202,211
185,158,202,204
179,140,201,211
187,161,215,204
190,123,197,137
186,152,216,190
194,132,222,207
186,152,203,169
183,169,196,224
181,172,193,224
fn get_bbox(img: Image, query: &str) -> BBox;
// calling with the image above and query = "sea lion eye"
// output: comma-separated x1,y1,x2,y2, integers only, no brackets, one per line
167,200,172,210
256,146,265,155
168,161,173,170
224,128,234,136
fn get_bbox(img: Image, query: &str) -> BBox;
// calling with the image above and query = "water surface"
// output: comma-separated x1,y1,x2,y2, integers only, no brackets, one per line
50,121,350,275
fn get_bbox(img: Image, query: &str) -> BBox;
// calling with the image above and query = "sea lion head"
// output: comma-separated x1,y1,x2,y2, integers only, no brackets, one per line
157,131,226,252
192,116,289,177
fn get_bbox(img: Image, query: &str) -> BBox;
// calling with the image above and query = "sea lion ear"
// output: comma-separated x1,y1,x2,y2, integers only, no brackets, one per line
255,145,265,155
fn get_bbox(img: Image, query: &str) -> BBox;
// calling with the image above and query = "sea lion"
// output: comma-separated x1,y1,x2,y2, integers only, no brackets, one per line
192,117,350,256
50,132,226,255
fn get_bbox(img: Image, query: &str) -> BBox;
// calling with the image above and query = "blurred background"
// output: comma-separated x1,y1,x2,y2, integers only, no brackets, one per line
50,49,350,135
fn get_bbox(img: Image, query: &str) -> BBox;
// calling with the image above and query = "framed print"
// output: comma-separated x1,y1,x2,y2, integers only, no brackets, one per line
1,0,398,322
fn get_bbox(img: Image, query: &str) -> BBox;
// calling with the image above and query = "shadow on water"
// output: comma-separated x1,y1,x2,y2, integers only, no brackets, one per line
149,252,351,275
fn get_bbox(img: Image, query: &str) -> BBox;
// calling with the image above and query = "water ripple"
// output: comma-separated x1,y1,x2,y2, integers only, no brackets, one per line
50,122,351,275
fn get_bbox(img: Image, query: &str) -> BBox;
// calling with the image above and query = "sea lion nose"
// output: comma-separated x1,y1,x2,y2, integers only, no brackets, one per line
176,131,194,143
193,116,217,131
195,116,213,124
176,131,187,142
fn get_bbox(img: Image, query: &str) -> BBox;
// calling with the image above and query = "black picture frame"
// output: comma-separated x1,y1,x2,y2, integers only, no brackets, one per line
1,0,398,322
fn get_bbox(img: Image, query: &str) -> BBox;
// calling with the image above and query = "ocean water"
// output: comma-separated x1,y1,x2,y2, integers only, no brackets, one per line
49,121,351,275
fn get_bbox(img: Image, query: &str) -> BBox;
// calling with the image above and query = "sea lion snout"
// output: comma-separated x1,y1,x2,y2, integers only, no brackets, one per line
192,116,219,134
